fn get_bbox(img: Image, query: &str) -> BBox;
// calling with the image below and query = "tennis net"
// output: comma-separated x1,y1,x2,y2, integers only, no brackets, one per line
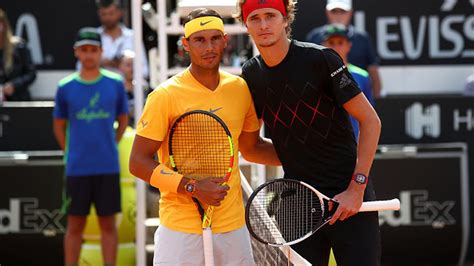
241,172,311,266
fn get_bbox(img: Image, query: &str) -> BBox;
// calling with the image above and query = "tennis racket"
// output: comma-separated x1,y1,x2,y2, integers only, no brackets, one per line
168,110,234,266
245,178,400,247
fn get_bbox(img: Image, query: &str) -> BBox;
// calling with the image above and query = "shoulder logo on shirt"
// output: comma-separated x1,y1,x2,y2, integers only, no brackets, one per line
209,107,223,113
339,73,353,89
330,65,347,77
140,120,149,129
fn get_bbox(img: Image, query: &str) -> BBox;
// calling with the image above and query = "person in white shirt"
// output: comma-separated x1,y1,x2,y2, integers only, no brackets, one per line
96,0,149,78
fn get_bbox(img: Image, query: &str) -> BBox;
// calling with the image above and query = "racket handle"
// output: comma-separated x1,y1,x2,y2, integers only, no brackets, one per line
359,199,400,212
203,227,214,266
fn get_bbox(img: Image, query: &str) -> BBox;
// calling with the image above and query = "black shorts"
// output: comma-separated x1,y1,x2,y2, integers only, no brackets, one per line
65,173,121,216
291,180,381,265
292,207,381,266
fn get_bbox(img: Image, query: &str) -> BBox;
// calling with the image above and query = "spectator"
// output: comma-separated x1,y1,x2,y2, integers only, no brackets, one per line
96,0,149,78
306,0,382,98
53,27,128,266
322,23,374,139
0,8,36,101
117,49,150,126
464,74,474,96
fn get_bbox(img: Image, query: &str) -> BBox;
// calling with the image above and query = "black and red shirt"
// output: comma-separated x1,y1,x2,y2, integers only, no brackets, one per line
242,40,364,196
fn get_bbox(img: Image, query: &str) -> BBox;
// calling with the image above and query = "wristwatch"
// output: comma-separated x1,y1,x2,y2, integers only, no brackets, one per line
184,179,197,194
352,173,368,185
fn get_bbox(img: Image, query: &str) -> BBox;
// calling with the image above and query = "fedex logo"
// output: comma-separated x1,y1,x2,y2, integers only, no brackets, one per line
0,198,65,235
379,190,456,228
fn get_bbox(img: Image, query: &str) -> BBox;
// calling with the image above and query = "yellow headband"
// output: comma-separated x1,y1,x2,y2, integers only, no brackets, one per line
184,16,224,38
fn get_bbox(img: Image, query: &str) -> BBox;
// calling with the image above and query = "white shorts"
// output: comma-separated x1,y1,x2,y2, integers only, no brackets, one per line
153,224,255,266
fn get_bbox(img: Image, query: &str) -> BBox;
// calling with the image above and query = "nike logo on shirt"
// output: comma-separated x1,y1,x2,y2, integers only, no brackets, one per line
209,107,223,113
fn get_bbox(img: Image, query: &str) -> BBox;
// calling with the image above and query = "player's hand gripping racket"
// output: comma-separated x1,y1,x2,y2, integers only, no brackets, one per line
169,110,234,266
245,178,400,247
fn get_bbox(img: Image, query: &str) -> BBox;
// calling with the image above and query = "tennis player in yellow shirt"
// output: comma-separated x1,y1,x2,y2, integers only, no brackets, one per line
129,8,280,265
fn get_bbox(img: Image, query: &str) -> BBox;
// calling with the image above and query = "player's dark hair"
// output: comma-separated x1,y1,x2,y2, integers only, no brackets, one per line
183,8,223,26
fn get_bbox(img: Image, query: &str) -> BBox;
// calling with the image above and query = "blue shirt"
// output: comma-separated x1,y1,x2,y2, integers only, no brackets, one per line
306,25,379,70
347,64,373,139
53,69,128,177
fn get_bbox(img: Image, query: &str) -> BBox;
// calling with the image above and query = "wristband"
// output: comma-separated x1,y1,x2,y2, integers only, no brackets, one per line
150,164,183,192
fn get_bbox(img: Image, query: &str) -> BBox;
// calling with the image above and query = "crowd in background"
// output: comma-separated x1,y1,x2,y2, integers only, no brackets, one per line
2,0,474,111
0,0,151,126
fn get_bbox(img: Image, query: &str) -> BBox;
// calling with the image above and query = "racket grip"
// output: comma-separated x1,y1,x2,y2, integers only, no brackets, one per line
203,228,214,266
359,199,400,212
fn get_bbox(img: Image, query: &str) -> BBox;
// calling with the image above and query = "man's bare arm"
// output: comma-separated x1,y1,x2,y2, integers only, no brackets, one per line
129,135,229,205
115,113,128,142
345,93,381,177
367,65,382,98
329,93,381,224
129,135,161,184
239,129,280,166
53,118,67,150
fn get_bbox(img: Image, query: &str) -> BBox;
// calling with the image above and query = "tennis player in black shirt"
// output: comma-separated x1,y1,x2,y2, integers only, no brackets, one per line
235,0,382,265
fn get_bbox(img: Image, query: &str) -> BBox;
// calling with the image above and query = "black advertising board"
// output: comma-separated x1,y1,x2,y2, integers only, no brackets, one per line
376,96,474,144
372,143,469,265
0,156,65,266
293,0,474,65
374,96,474,263
0,102,59,151
4,0,99,70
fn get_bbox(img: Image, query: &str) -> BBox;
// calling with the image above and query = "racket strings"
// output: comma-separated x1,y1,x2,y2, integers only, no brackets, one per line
170,113,231,179
248,181,324,245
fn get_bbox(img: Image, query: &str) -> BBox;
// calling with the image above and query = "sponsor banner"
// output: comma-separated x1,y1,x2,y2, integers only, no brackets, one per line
376,96,474,143
0,162,65,265
375,95,474,262
373,153,467,264
0,198,65,235
294,0,474,65
4,0,99,69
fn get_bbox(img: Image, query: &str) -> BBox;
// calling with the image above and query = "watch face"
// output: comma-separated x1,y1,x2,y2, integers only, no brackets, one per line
185,183,195,193
355,174,367,184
